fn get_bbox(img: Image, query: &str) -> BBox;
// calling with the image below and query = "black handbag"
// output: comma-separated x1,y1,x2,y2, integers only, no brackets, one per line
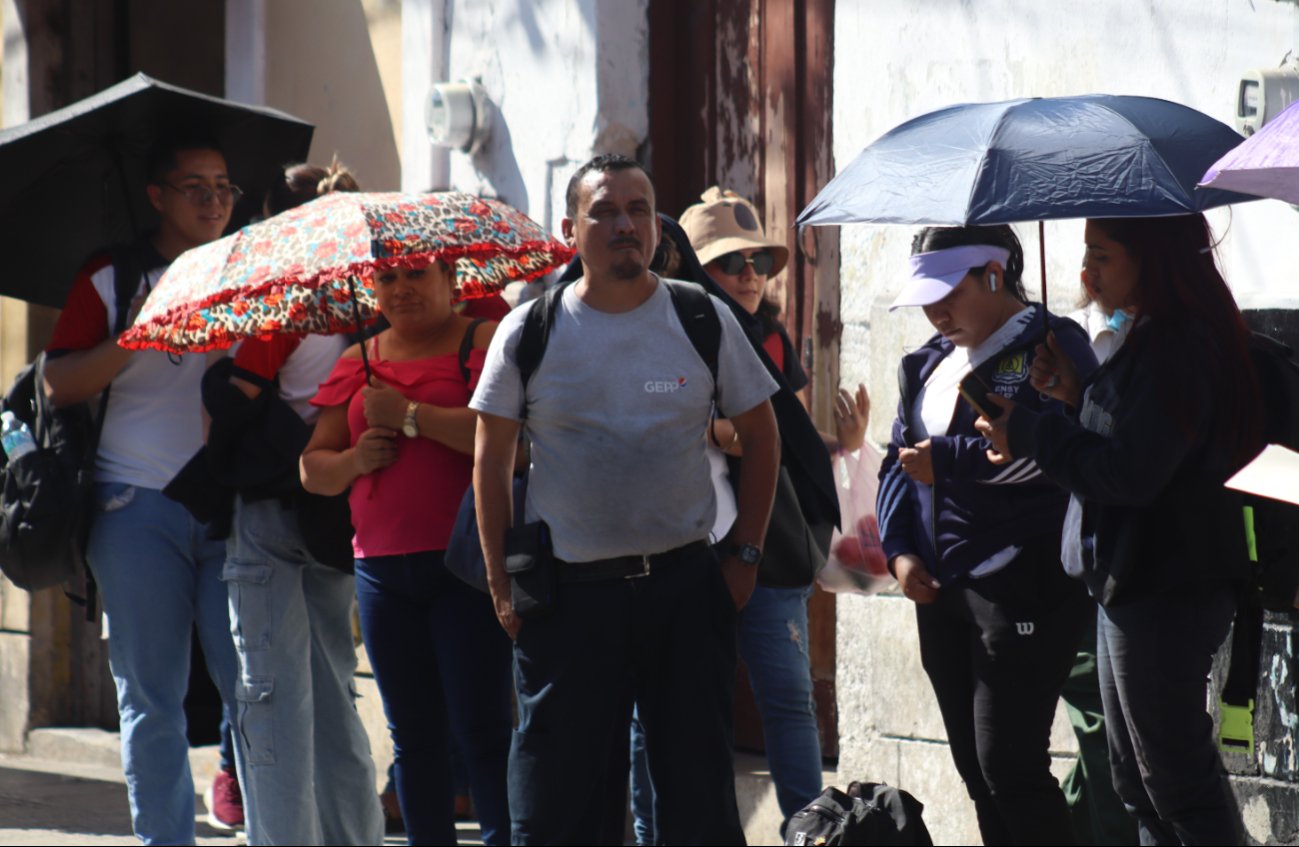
758,465,833,588
445,474,528,593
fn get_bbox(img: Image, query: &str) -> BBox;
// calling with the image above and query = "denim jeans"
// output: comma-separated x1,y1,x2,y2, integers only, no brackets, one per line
223,496,384,846
629,584,822,841
218,716,235,773
87,483,238,846
1097,584,1244,845
354,551,513,846
510,547,744,845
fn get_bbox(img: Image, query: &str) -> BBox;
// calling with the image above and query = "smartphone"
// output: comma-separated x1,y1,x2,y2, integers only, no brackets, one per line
959,372,1003,420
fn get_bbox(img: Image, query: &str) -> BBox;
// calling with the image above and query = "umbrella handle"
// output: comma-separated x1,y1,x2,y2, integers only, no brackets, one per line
346,275,372,381
1039,220,1049,334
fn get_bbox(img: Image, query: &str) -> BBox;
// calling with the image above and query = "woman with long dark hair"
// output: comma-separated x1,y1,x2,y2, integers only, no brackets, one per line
879,223,1097,845
979,214,1263,845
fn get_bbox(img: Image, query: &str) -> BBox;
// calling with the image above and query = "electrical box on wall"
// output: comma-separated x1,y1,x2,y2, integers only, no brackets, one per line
425,80,492,154
1236,68,1299,135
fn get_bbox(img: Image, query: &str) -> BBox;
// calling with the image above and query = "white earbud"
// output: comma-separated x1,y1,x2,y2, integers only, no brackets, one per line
988,272,998,292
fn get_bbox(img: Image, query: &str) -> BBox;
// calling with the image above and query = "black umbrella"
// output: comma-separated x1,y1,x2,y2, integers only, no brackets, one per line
0,72,314,308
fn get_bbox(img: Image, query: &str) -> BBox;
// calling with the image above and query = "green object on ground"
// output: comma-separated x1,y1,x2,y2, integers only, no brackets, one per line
1219,699,1255,757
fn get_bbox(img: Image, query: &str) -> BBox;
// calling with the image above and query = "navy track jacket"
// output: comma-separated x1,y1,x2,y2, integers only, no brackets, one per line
877,305,1099,586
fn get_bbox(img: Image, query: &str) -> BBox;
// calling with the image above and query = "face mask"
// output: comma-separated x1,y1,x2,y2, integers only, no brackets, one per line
1106,308,1133,332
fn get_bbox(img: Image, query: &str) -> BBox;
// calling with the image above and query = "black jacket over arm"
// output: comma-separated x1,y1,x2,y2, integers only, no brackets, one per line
1007,322,1251,605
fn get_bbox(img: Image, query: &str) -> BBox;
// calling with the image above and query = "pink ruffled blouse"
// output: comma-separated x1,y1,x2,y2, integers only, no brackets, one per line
311,343,486,558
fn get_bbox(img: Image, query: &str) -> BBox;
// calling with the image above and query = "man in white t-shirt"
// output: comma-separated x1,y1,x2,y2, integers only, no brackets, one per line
44,135,242,845
471,154,781,844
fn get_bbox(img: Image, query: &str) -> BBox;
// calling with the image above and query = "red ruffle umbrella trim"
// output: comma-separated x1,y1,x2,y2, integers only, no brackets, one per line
119,239,574,353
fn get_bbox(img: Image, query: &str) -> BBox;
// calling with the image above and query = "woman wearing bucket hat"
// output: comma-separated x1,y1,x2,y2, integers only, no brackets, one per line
878,223,1097,844
665,188,869,835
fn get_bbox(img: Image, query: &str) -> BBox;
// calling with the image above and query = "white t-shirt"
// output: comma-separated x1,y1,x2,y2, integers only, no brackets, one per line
88,263,208,490
470,278,778,563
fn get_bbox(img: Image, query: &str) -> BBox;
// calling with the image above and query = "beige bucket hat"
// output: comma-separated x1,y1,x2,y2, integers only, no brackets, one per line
679,186,789,275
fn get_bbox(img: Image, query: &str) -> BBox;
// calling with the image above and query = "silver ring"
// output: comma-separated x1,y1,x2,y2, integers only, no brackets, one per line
1046,375,1060,389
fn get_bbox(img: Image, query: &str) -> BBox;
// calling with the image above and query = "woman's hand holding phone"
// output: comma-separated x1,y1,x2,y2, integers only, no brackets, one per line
1030,332,1082,408
973,395,1016,464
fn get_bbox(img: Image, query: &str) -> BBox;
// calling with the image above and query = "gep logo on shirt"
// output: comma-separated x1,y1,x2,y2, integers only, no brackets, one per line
644,377,688,393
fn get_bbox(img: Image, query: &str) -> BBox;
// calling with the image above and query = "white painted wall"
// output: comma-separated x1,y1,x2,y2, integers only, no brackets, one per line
832,4,1299,842
439,0,649,232
401,0,450,192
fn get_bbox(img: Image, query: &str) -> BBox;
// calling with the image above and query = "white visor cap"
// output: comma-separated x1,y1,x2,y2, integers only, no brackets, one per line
889,244,1011,311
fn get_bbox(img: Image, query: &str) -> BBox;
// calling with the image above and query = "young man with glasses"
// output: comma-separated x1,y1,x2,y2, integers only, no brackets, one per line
44,135,244,845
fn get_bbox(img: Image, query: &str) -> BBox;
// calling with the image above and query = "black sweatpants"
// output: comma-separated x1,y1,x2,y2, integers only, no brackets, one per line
916,536,1091,846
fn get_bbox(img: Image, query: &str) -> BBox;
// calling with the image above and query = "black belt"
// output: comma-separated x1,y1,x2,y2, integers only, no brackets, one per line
556,540,710,584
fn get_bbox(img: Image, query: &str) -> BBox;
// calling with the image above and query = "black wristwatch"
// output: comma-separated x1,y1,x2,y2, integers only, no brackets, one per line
730,543,763,567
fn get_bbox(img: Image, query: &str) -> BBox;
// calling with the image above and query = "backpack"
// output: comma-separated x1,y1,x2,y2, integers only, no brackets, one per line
784,782,933,846
516,280,721,406
0,247,141,593
1219,332,1299,755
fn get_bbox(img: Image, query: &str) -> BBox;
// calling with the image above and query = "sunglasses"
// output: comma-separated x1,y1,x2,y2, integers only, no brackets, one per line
712,250,775,276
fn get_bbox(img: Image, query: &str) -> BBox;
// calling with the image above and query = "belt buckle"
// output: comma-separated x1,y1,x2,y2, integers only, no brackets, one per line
625,555,652,579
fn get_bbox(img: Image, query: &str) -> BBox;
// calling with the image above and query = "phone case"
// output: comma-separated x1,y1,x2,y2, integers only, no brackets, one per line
504,521,556,619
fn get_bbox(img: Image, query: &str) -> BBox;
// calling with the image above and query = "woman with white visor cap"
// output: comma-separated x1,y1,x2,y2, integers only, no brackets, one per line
876,224,1097,845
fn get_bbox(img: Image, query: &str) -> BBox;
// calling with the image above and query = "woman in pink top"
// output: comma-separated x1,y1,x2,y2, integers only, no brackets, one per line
301,258,510,846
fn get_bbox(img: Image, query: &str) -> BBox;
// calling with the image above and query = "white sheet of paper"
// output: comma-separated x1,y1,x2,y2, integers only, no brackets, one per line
1226,444,1299,507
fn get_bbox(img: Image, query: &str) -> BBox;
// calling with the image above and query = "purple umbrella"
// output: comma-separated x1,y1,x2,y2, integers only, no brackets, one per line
1200,99,1299,203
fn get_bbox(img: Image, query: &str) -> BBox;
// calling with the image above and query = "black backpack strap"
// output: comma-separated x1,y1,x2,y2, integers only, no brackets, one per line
515,284,568,419
663,279,722,406
94,244,146,428
109,245,143,336
458,318,489,385
514,280,721,419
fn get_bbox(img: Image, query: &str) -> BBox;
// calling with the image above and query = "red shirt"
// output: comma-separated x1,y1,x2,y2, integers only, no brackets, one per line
47,255,114,352
762,331,785,373
312,345,486,557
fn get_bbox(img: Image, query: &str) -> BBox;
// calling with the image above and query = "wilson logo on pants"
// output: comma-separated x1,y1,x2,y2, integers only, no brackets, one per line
1015,622,1035,636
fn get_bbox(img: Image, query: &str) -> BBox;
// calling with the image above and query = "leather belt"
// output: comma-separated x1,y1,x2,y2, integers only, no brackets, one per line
556,540,710,584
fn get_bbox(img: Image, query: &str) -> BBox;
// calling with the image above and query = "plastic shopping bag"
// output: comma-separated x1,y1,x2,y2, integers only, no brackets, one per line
817,442,895,594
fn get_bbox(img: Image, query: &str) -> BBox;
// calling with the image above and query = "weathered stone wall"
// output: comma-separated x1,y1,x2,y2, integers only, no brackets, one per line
441,0,650,228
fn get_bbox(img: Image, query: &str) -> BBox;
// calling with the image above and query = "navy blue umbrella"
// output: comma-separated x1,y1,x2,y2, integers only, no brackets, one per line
798,94,1259,317
798,94,1256,227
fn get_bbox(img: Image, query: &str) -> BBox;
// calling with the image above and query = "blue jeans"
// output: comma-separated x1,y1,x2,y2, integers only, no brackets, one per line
218,716,235,773
223,497,384,846
629,584,822,841
510,547,744,845
1097,584,1244,845
355,551,513,846
87,483,238,845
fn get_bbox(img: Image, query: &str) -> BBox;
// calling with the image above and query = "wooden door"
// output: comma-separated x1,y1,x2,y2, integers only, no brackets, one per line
649,0,841,758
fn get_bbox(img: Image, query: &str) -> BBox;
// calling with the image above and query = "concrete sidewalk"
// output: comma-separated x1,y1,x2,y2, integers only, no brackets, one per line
2,727,830,846
0,749,236,846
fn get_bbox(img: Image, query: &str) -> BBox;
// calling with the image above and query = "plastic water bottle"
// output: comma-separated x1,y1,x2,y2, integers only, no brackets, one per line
0,411,36,462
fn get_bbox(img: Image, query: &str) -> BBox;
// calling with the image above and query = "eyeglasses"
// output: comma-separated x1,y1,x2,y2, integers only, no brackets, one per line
162,181,244,207
712,250,775,276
